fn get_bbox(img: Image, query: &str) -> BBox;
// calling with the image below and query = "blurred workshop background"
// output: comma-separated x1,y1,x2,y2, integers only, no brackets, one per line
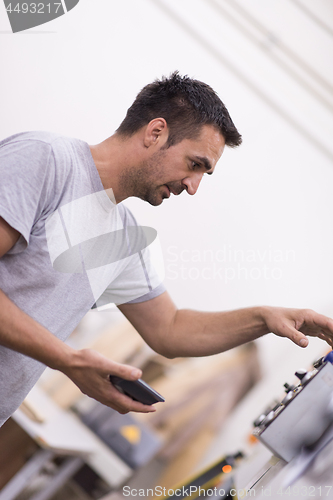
0,0,333,498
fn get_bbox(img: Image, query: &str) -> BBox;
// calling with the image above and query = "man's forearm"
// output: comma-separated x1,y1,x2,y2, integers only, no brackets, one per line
119,295,271,358
0,288,155,414
165,306,270,358
0,288,76,370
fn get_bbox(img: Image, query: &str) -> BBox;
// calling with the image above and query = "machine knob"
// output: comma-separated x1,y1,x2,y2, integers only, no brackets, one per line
253,414,266,427
262,411,275,427
313,356,325,369
284,383,295,393
282,391,295,406
300,370,316,386
295,369,307,381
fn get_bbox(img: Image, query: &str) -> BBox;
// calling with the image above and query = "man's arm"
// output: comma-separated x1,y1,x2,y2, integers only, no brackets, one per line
0,216,20,255
0,217,156,414
118,291,333,358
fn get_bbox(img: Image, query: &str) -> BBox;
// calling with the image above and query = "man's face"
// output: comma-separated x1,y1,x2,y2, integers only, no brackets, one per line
125,124,225,206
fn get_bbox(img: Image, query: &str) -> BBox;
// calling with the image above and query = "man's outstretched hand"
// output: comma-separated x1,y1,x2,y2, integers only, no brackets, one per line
59,349,156,415
118,293,333,359
261,306,333,349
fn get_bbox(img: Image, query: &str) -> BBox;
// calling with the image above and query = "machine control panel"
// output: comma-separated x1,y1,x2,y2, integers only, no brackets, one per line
253,352,333,462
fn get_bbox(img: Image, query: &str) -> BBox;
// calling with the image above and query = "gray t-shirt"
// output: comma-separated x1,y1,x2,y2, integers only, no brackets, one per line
0,131,165,426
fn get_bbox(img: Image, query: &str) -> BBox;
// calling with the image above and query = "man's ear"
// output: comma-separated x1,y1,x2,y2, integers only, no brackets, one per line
143,118,169,148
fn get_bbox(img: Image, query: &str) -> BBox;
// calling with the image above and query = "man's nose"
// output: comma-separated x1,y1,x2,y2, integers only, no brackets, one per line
182,173,204,196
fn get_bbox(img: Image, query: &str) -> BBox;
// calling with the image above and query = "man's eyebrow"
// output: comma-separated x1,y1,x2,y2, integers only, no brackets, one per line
194,156,214,175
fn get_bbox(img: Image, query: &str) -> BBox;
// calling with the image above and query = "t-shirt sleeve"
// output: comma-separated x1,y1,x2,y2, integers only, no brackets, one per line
94,205,166,308
0,136,52,252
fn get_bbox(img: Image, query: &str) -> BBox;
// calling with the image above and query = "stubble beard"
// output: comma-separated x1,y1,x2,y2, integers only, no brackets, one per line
119,150,167,206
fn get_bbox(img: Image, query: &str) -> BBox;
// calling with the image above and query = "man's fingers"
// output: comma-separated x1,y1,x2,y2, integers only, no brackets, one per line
303,313,333,339
285,310,333,348
77,349,142,381
284,324,309,348
302,312,333,346
264,307,333,351
289,322,333,349
108,389,156,413
107,360,142,381
106,377,156,413
317,316,333,334
318,332,333,348
106,395,156,414
319,326,333,346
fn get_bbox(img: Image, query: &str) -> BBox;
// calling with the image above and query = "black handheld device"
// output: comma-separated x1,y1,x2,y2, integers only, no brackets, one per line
109,375,165,405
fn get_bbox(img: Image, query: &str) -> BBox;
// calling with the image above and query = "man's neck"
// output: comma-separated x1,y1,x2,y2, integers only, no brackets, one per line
89,134,134,203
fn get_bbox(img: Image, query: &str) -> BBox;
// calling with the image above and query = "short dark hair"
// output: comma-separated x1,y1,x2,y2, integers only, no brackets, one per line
116,71,242,148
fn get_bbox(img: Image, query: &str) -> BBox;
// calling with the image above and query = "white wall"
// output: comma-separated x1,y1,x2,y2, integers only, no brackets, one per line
1,0,333,401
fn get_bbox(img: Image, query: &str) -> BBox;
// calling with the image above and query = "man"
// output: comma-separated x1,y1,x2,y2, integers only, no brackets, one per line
0,72,332,426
